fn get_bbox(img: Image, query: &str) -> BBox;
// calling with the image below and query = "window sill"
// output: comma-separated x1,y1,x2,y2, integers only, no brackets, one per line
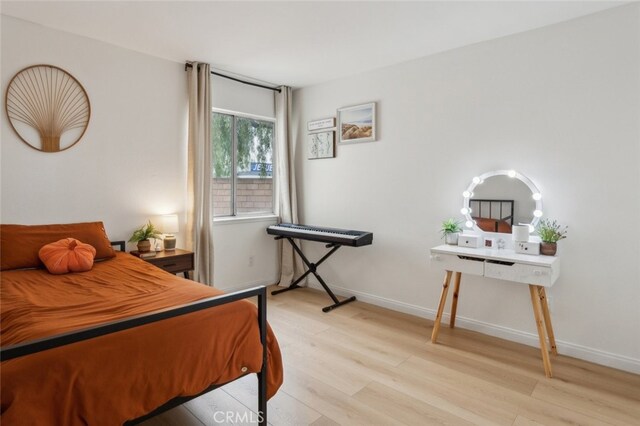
213,214,279,226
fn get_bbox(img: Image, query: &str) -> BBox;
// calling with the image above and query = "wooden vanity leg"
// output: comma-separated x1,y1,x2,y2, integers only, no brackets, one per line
538,287,558,355
431,271,453,343
529,285,553,378
449,272,462,328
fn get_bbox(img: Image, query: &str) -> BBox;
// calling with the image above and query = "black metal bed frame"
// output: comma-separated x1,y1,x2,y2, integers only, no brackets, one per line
0,241,268,425
470,199,514,232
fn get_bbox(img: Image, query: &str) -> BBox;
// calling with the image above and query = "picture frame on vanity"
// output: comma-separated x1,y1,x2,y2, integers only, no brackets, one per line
337,102,376,144
308,131,335,159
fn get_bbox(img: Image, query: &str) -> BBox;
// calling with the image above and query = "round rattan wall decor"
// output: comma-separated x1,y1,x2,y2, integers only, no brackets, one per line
5,64,91,152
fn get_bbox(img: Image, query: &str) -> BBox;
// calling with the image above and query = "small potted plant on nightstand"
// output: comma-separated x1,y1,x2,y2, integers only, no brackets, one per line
441,218,463,245
537,219,568,256
129,221,162,252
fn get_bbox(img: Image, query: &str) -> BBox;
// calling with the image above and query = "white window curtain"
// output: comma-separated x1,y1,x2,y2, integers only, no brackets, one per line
275,86,304,286
186,62,214,285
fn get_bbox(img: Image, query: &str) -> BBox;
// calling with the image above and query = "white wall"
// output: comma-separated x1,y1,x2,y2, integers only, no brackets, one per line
293,4,640,372
0,15,278,289
1,15,188,246
212,217,279,291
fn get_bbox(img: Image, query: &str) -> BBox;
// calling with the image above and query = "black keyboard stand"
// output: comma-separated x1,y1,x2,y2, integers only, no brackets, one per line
271,236,357,312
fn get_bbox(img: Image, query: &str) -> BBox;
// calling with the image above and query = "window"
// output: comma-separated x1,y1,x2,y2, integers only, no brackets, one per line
211,110,275,217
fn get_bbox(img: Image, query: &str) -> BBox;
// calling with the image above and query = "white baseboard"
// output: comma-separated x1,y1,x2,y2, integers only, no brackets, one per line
217,278,277,293
307,282,640,374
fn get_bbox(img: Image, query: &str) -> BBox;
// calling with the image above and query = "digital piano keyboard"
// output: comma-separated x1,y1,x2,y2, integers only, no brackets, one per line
267,223,373,247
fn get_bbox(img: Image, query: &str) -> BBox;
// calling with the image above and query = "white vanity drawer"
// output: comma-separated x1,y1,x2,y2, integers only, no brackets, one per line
430,253,484,276
484,261,553,286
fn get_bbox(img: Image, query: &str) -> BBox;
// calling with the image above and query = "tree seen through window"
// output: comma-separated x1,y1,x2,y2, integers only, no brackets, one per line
211,112,274,216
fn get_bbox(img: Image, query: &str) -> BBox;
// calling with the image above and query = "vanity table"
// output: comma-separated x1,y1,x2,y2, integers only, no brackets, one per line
432,169,562,378
430,244,560,377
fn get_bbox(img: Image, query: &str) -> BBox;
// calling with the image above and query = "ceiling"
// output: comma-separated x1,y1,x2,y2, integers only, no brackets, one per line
1,1,623,88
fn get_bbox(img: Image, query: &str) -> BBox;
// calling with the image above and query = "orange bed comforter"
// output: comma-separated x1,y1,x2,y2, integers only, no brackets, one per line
1,252,283,424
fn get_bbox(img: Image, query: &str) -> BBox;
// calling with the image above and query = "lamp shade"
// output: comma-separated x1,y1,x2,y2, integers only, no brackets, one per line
162,214,179,234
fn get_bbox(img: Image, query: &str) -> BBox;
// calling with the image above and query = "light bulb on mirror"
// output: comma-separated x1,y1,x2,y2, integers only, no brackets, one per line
508,170,517,178
461,207,471,215
472,177,481,184
532,193,542,201
533,210,543,218
527,224,535,233
465,220,474,228
462,191,472,198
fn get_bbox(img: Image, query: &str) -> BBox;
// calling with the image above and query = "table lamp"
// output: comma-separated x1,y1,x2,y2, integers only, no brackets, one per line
162,214,179,251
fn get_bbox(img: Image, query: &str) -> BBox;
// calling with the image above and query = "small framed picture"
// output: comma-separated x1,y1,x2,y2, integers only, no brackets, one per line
308,117,335,132
337,102,376,144
484,238,495,248
308,131,335,159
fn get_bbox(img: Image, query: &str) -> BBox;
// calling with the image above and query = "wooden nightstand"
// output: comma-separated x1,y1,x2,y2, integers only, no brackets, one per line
131,248,194,279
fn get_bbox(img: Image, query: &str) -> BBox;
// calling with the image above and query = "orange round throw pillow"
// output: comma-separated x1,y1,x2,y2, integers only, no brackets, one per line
39,238,97,274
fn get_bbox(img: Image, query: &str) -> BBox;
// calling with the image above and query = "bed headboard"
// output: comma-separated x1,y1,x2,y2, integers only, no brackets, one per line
470,199,514,233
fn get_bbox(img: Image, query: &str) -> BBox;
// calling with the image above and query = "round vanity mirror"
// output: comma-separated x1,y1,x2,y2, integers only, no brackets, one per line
461,170,542,234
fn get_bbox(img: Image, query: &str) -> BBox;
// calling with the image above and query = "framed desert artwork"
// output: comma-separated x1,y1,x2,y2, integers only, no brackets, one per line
337,102,376,144
308,131,335,159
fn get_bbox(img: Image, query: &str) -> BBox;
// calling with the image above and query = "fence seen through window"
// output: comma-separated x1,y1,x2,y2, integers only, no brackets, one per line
212,112,274,216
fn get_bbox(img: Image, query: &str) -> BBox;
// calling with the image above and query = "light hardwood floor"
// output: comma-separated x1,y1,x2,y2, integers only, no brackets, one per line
142,286,640,426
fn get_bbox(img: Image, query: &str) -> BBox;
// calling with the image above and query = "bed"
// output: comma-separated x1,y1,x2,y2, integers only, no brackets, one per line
0,222,283,425
470,199,514,233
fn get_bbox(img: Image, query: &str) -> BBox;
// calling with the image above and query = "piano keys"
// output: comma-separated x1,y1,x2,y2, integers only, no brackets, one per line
266,223,373,247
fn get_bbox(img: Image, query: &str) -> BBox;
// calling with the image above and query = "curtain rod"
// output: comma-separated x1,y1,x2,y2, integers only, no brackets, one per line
185,63,281,93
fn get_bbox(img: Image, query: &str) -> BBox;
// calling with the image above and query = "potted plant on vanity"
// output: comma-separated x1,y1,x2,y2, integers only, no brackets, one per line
129,221,162,252
441,218,463,245
537,219,568,256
